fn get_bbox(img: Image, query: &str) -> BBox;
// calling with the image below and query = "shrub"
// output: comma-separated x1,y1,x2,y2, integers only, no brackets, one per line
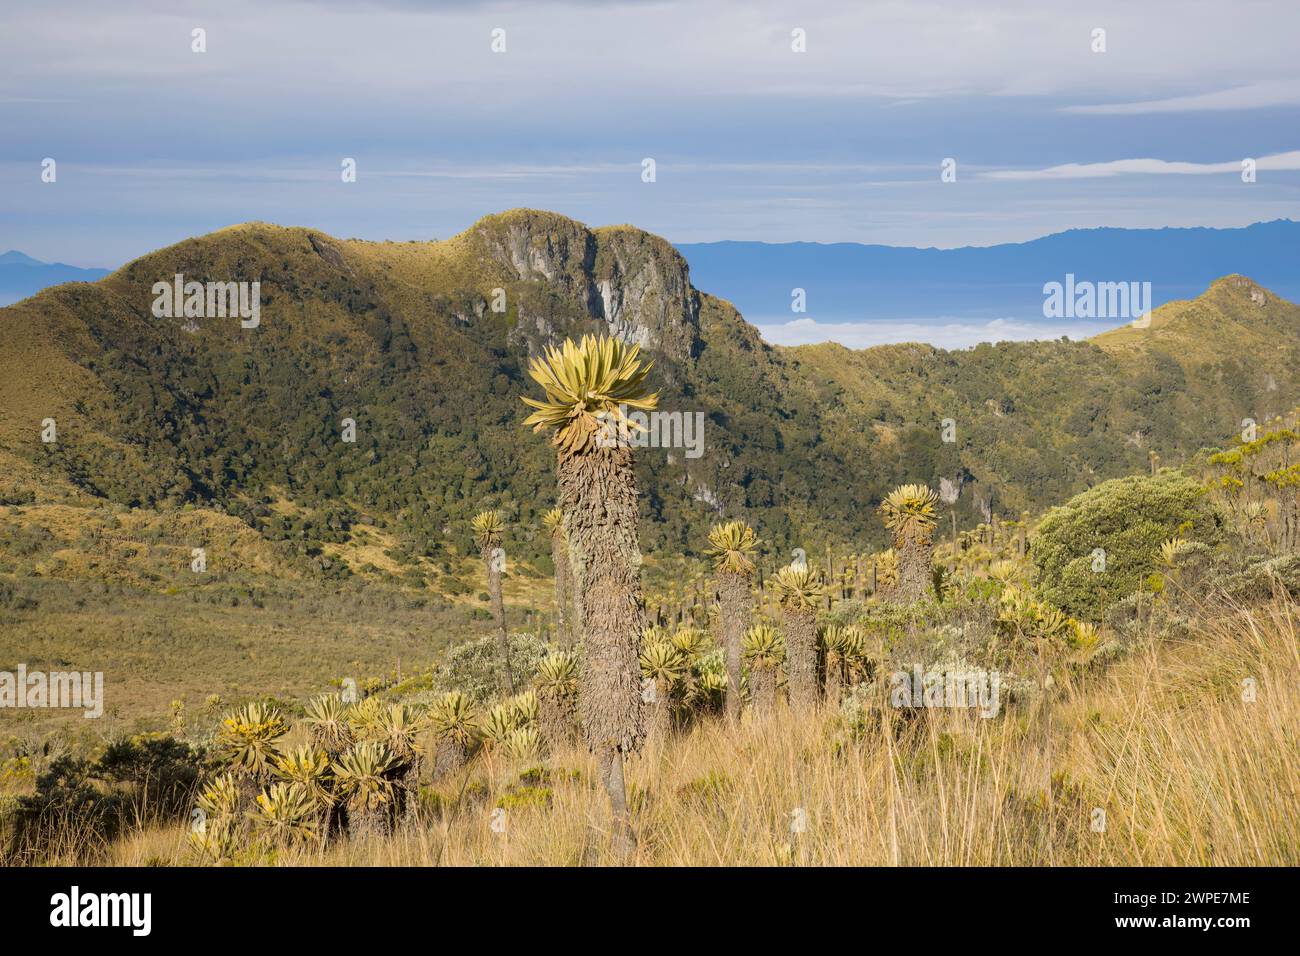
434,632,548,703
1033,470,1224,619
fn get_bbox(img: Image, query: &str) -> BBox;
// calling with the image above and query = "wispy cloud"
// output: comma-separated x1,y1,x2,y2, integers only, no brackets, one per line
1065,80,1300,115
982,150,1300,181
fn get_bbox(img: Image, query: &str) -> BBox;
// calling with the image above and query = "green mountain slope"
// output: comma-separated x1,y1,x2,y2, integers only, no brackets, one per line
1,210,1295,580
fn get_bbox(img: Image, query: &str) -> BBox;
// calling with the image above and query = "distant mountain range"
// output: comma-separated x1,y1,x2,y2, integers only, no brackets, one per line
0,251,109,307
678,219,1300,333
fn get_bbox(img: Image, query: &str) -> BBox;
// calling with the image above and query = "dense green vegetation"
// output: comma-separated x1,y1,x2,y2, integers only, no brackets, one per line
1032,470,1225,618
3,212,1299,589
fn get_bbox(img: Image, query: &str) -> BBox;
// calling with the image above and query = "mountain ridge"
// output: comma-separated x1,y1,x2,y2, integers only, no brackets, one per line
2,210,1296,580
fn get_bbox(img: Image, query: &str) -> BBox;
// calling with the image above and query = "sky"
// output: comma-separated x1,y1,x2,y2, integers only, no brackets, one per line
1,0,1297,345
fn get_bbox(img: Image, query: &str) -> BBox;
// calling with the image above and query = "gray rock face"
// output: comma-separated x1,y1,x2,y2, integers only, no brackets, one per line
472,210,699,362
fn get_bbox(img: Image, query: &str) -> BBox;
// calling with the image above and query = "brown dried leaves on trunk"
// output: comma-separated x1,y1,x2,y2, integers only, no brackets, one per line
558,446,647,755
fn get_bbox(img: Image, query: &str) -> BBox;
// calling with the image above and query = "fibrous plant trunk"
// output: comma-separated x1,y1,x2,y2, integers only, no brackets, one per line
397,757,422,826
647,677,673,740
598,748,636,860
558,445,646,858
431,738,468,780
896,531,934,603
348,803,389,841
823,654,842,704
552,534,573,649
538,691,578,748
782,607,818,708
481,541,516,695
750,666,776,712
717,570,752,720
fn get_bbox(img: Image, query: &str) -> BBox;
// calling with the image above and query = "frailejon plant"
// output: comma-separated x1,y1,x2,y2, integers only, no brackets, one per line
880,484,939,603
368,703,428,820
819,624,850,704
472,508,515,694
639,639,687,739
428,690,480,779
273,745,333,811
873,549,899,594
216,702,287,795
250,783,319,849
841,624,872,686
534,650,580,746
480,701,524,752
502,725,543,763
303,694,353,759
772,563,824,708
706,520,760,720
542,508,575,648
332,741,399,839
742,623,783,713
189,772,241,863
521,334,658,856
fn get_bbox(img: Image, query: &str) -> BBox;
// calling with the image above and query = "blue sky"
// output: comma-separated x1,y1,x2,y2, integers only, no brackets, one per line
2,0,1297,345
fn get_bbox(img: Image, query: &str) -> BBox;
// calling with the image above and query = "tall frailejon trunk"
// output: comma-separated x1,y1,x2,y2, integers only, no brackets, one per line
481,542,515,695
896,531,934,603
538,691,577,749
599,748,636,859
824,654,842,704
750,666,776,712
717,570,752,720
647,678,673,740
558,445,645,857
783,608,818,708
431,738,468,780
552,534,573,649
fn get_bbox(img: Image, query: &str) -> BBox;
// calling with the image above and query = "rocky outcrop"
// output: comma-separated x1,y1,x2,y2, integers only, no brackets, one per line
469,210,699,362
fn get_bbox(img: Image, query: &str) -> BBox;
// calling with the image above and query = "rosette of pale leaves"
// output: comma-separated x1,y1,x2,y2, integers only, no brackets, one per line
480,701,524,748
303,694,353,751
706,521,760,576
429,691,481,747
346,695,387,736
535,651,579,697
669,626,708,661
772,563,824,611
879,484,940,541
521,334,659,455
501,725,543,762
216,702,287,777
250,783,319,846
273,745,334,809
471,509,505,548
188,772,241,862
506,690,539,727
639,641,688,686
541,508,565,537
332,742,398,812
742,623,784,668
370,703,428,764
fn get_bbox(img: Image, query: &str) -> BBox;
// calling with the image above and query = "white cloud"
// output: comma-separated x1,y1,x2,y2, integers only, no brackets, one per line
982,150,1300,181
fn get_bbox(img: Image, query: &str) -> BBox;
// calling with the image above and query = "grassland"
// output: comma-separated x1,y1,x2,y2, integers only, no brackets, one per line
10,590,1296,867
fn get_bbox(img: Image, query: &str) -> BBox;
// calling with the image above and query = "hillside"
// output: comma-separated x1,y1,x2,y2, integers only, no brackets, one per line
1,210,1297,584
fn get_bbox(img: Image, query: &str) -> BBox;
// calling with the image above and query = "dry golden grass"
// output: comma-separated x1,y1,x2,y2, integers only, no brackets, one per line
51,596,1297,868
